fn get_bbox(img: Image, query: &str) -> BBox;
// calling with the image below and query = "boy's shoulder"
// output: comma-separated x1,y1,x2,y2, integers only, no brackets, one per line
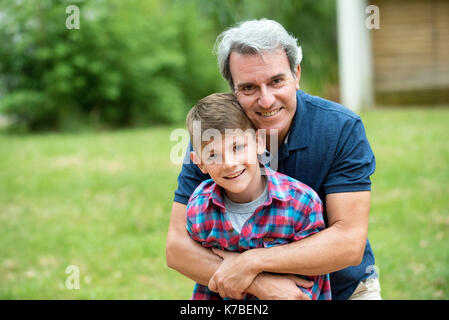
187,178,220,211
267,167,322,207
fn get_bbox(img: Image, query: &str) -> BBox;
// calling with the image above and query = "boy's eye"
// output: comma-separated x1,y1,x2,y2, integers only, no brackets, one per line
233,144,245,152
208,153,217,160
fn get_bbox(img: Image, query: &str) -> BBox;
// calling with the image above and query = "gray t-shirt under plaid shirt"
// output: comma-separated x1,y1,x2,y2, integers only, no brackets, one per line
223,182,268,234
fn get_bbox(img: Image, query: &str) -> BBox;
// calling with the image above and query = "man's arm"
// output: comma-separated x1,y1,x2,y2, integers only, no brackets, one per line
165,201,313,299
208,191,370,298
249,191,369,274
166,202,222,286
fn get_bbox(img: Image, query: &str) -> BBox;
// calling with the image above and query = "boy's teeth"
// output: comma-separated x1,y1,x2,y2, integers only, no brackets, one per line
260,109,280,117
227,170,243,178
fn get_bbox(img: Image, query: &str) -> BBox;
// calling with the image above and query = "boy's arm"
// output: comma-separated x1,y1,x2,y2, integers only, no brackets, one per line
165,201,313,299
208,191,370,299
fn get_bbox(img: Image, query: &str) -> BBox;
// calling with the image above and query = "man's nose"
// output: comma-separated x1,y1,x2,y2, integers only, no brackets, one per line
258,85,275,109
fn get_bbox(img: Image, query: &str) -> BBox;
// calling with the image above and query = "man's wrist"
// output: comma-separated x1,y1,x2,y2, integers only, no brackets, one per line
245,272,266,297
241,247,265,275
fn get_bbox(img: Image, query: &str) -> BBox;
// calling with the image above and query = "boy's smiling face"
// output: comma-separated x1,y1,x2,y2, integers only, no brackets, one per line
191,130,265,203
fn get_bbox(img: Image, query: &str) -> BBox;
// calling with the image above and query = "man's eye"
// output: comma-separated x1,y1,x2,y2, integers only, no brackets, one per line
272,78,284,86
240,85,255,93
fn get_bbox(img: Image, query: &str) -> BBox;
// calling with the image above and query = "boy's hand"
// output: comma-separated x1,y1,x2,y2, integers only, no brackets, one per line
208,248,258,299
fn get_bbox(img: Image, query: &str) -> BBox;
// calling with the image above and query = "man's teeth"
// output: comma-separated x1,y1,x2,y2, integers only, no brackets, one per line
260,109,281,117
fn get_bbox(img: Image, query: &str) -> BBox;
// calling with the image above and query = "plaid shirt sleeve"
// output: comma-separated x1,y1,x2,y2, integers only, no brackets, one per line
289,181,331,300
291,183,326,241
185,180,226,300
186,179,214,243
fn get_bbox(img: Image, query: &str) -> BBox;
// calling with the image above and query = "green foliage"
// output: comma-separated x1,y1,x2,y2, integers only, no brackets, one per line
195,0,338,95
0,0,337,132
0,0,224,131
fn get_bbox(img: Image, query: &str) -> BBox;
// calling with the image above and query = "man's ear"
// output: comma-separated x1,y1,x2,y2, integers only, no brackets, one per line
190,151,208,175
256,130,266,155
294,64,301,90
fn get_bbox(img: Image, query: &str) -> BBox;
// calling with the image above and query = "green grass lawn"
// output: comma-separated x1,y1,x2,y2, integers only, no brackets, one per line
0,108,448,299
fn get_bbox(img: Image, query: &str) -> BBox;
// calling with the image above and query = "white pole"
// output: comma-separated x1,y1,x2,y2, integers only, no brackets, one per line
337,0,374,111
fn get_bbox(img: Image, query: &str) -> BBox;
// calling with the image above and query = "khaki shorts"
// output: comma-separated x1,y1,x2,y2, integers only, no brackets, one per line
348,278,382,300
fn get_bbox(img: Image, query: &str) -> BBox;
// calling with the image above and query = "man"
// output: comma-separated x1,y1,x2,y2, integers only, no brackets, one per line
166,19,380,300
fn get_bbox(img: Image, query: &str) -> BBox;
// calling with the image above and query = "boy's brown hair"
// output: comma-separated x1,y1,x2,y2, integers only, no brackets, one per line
186,93,255,152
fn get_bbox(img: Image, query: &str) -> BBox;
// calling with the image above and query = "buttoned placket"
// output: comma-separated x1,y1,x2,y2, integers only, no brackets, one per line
219,202,267,252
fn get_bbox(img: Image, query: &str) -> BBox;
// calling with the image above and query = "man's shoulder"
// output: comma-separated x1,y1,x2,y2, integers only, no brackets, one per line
298,90,361,123
187,179,215,208
293,90,367,149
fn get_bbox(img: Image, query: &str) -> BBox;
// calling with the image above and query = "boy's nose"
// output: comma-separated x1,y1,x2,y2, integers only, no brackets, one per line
223,152,238,167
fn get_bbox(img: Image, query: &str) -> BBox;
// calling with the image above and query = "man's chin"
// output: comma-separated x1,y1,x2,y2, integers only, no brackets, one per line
257,126,282,137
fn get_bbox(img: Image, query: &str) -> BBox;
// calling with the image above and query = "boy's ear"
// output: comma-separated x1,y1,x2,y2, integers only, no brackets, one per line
190,151,208,175
256,130,266,155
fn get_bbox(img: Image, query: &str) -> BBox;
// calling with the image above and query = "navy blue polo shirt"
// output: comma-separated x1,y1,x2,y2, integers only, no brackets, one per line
174,90,376,300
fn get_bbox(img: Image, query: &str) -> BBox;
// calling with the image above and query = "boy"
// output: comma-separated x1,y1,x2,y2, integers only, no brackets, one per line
185,93,331,300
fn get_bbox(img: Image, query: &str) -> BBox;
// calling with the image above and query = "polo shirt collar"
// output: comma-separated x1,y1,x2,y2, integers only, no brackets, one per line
283,90,309,151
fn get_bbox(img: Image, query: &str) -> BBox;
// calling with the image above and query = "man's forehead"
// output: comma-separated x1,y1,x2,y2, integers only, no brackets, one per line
230,47,286,61
229,50,291,83
229,49,288,68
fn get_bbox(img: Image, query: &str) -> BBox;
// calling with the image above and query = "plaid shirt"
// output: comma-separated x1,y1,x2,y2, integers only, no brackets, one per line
186,166,331,300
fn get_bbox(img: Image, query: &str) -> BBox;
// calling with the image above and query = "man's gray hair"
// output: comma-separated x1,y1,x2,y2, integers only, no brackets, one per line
214,18,302,90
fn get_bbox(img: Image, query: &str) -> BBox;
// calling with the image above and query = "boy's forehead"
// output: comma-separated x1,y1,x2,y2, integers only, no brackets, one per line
202,130,255,149
224,131,252,140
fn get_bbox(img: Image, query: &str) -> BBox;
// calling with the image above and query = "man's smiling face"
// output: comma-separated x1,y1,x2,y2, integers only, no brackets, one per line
229,49,300,144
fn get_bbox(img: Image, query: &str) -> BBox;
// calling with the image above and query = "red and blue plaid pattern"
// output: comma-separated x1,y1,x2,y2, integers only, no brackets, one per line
186,166,331,300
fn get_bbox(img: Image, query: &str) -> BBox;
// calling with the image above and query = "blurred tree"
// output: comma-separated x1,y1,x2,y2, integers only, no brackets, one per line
0,0,223,131
195,0,338,99
0,0,337,132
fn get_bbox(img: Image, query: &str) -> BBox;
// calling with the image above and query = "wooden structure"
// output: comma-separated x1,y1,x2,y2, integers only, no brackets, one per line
337,0,449,109
371,0,449,105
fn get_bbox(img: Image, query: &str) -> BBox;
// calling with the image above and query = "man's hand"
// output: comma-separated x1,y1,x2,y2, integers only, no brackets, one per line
208,248,258,299
248,273,314,300
208,248,315,300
